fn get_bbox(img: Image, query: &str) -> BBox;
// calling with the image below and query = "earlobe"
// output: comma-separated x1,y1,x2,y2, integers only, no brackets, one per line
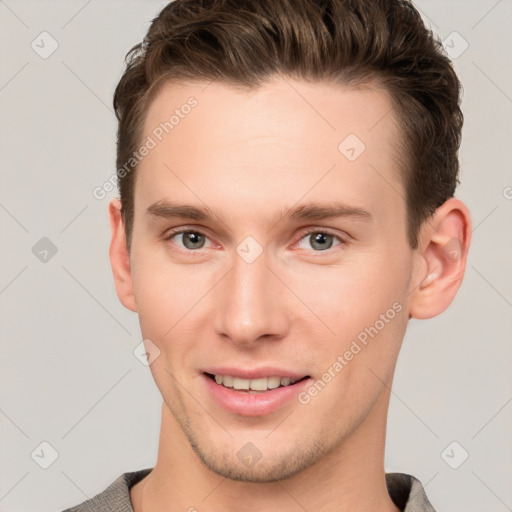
108,198,137,313
409,198,472,320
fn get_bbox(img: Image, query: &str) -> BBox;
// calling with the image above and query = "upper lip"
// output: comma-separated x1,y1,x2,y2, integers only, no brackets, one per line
202,367,309,380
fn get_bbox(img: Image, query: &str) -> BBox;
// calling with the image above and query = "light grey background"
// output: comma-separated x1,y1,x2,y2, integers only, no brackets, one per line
1,1,511,511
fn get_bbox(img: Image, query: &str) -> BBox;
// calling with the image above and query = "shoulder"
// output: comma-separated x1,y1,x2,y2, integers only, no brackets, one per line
60,468,153,512
386,472,437,512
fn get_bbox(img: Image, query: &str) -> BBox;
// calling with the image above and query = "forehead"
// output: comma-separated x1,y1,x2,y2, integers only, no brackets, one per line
135,77,405,227
143,77,399,150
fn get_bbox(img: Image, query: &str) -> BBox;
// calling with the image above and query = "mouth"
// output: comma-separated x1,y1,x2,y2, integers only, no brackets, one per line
203,372,310,393
201,371,313,416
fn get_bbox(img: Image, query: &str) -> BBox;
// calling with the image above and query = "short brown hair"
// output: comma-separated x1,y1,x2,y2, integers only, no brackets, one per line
113,0,463,251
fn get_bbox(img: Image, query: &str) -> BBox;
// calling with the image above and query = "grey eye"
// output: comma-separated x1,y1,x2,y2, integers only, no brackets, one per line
176,231,206,250
297,232,340,251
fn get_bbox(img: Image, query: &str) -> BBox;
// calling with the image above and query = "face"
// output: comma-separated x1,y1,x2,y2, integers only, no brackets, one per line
124,77,416,481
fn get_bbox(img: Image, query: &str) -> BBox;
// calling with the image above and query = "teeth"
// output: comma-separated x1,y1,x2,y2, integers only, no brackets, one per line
222,375,234,387
212,374,301,391
267,376,281,389
233,377,250,390
249,378,267,391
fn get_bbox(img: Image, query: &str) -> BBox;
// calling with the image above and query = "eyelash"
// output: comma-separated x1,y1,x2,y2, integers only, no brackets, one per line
162,227,347,254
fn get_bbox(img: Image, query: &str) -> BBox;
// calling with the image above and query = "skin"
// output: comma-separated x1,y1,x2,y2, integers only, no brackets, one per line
108,76,471,512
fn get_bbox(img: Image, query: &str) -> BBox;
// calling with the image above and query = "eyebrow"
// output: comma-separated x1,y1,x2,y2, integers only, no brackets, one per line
145,199,373,226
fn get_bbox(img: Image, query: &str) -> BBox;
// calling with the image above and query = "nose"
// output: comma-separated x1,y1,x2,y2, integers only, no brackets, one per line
213,249,290,348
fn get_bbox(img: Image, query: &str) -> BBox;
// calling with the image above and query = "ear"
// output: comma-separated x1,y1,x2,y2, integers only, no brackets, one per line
108,198,137,312
409,198,472,319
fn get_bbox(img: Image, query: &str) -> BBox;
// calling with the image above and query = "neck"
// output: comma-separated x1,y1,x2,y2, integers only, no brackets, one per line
131,387,399,512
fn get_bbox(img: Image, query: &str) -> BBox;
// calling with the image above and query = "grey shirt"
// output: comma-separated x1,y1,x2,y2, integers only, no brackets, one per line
61,468,436,511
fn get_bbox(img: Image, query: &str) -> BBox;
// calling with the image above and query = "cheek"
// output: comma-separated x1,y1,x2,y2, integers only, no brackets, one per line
285,246,410,381
129,247,222,363
292,247,409,327
129,248,188,337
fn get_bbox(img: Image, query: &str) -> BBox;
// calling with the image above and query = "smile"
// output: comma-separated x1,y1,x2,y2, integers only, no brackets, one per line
202,371,312,416
206,373,308,392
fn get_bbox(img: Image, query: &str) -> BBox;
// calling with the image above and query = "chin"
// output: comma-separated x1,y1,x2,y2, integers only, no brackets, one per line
188,433,327,483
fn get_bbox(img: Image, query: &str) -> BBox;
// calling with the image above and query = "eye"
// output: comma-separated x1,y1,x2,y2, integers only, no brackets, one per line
296,230,344,251
163,228,346,254
164,230,211,251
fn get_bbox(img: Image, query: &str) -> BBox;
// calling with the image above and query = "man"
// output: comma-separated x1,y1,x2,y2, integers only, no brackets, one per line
64,0,471,510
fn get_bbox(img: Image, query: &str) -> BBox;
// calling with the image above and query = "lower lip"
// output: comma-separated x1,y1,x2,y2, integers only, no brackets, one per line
201,373,312,417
